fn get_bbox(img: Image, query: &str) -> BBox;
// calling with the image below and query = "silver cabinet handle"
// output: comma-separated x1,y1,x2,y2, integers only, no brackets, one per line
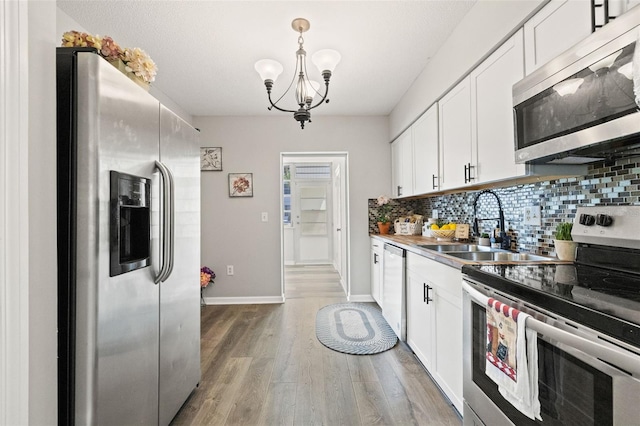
154,161,174,283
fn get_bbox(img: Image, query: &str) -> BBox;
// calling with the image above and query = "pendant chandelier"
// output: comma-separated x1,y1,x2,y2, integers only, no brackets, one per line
254,18,341,129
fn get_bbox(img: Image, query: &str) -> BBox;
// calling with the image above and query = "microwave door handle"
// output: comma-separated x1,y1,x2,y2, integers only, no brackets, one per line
154,161,171,284
462,281,640,376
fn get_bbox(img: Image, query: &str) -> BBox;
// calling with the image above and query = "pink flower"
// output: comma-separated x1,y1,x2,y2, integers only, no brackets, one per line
100,36,122,61
201,272,211,287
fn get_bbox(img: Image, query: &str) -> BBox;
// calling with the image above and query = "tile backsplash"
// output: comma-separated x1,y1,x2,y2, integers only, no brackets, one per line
369,156,640,256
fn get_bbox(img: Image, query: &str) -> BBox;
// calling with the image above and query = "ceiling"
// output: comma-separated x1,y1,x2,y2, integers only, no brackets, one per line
57,1,476,118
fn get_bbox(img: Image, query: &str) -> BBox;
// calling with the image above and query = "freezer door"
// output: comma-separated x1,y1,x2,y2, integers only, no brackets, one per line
72,52,162,424
158,105,201,425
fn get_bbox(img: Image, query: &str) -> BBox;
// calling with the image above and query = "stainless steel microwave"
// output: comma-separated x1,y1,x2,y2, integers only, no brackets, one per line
513,6,640,165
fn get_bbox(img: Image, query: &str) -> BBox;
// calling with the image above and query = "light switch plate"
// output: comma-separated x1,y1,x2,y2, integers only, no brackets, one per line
524,206,541,226
261,212,268,222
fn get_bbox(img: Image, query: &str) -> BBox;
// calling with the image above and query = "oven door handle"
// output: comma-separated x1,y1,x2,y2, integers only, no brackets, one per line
463,280,640,376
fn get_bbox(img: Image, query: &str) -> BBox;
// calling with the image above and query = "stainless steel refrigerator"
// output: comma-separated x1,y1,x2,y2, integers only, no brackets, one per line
57,48,201,425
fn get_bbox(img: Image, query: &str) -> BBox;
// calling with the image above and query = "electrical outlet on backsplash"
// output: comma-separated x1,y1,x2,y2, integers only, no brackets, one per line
369,156,640,255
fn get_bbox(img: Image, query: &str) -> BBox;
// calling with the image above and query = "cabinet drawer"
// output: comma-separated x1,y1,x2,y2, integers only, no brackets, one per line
406,252,462,299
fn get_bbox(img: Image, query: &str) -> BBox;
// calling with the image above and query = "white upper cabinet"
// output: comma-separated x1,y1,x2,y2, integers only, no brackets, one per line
471,29,526,183
439,77,472,190
412,104,439,194
391,129,413,198
524,0,592,75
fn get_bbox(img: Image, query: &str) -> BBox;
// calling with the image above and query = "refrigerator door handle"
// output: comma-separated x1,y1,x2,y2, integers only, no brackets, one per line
165,163,175,280
155,161,173,283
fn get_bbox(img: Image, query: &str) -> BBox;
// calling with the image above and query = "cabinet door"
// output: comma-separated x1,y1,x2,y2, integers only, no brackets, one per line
433,287,463,413
524,0,592,75
391,130,413,198
391,138,401,198
370,239,383,306
439,77,472,190
393,130,414,197
471,29,526,183
406,269,435,371
413,104,439,194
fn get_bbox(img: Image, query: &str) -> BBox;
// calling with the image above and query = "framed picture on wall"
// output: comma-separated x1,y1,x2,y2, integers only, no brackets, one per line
228,173,253,197
201,147,222,171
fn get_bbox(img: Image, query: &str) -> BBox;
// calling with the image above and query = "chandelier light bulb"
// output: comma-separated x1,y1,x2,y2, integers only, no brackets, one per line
306,80,321,100
254,59,283,83
312,49,341,74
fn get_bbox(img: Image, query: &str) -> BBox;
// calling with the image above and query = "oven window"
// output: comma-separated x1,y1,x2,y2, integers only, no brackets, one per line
472,303,613,425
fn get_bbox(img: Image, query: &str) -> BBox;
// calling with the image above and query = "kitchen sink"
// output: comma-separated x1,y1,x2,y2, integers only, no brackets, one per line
417,244,498,252
444,251,552,262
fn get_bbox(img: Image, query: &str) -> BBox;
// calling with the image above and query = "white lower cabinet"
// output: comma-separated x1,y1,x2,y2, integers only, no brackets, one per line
370,238,383,306
406,252,463,413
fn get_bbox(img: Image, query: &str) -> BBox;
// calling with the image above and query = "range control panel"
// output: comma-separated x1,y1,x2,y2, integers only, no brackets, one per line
572,206,640,249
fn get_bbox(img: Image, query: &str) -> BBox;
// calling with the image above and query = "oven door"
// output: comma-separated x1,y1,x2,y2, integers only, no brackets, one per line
462,279,640,426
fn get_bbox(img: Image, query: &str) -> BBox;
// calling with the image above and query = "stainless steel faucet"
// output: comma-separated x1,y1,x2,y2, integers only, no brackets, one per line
472,190,511,250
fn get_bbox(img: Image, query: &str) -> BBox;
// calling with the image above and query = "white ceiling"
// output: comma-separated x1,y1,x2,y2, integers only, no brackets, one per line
57,1,476,118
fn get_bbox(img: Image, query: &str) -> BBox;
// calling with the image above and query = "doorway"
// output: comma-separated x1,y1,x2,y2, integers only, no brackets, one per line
280,153,350,300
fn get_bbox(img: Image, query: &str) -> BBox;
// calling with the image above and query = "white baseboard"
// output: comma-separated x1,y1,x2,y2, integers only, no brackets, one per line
203,295,285,305
348,294,375,303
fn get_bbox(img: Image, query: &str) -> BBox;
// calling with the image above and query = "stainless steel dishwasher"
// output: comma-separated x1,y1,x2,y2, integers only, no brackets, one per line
383,243,406,340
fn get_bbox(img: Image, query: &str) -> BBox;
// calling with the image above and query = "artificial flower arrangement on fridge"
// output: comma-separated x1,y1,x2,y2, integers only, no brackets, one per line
61,31,157,89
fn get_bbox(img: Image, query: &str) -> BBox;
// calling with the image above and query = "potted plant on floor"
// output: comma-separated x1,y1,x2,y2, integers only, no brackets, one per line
554,222,578,261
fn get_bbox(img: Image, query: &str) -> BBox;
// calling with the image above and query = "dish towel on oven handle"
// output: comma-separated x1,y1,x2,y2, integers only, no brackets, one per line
485,298,541,421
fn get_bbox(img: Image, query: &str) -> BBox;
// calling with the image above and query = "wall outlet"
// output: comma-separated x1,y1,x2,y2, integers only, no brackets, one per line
226,265,234,275
432,209,439,219
261,212,268,222
523,206,541,226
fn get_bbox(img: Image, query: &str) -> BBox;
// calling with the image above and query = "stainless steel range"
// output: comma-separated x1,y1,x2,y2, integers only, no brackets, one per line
462,206,640,425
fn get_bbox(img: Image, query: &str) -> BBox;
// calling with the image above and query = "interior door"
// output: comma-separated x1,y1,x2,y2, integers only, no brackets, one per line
294,181,332,264
332,163,343,284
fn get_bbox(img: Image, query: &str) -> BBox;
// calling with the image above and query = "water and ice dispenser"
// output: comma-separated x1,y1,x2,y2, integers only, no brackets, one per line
109,171,151,276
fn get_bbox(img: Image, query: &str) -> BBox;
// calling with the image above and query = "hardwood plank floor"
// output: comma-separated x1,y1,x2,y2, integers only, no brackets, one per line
172,269,461,426
284,265,346,299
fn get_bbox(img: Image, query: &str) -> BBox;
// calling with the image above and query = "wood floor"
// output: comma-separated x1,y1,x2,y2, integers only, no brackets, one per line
171,266,461,426
284,265,346,299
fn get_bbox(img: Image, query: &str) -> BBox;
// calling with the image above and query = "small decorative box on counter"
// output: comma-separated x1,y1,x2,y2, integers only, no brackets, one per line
394,215,423,235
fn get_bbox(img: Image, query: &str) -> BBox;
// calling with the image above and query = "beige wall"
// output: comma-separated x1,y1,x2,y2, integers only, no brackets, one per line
30,1,58,422
195,115,390,300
